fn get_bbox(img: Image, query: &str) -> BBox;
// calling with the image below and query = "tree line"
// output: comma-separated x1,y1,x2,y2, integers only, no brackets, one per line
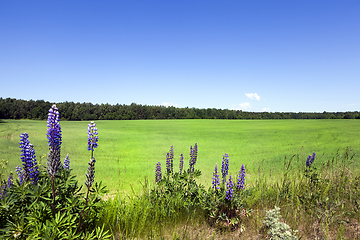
0,97,359,121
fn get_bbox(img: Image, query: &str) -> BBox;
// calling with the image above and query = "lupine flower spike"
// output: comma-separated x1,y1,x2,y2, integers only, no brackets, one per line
170,145,174,173
87,121,98,158
7,173,13,189
237,164,245,190
226,175,234,201
19,132,39,184
15,165,24,186
85,121,98,188
46,104,62,177
189,143,198,173
0,173,14,199
155,162,162,182
63,154,70,170
311,152,316,164
166,152,172,175
221,153,229,186
0,184,6,199
306,152,316,167
179,153,184,174
85,158,96,188
212,163,220,190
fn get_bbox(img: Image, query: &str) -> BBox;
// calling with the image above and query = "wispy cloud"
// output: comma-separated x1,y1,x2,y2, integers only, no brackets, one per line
232,102,251,110
245,93,260,101
263,107,270,112
162,102,179,107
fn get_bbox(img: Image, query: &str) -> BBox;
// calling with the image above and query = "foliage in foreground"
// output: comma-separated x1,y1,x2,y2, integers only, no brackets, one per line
0,105,110,239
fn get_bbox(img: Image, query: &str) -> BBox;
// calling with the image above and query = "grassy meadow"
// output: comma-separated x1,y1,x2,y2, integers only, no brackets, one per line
1,119,359,192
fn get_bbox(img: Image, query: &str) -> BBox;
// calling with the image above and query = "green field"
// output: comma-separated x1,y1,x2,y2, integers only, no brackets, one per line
1,119,359,192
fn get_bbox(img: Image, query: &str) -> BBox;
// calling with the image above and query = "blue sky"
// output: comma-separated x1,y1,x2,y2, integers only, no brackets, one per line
1,1,359,112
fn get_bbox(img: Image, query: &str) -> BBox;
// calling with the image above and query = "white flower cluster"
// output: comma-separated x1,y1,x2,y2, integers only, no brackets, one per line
263,206,299,240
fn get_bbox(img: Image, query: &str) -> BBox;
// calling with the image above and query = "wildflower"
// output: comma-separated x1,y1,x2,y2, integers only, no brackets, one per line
311,152,316,164
306,155,311,167
306,152,316,167
170,145,174,173
63,154,70,170
85,121,99,189
0,183,5,199
0,173,13,199
166,146,174,175
46,104,62,177
166,152,172,175
212,163,220,190
226,175,234,201
237,164,245,190
7,173,13,189
155,162,162,182
221,153,229,185
87,121,98,155
189,143,198,173
19,132,39,184
15,165,24,186
179,153,184,174
85,157,96,188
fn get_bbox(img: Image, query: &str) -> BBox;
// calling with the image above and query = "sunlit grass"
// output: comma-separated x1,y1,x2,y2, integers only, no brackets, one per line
1,119,360,192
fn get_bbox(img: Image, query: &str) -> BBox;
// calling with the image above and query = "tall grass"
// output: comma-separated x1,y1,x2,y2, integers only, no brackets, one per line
98,147,360,239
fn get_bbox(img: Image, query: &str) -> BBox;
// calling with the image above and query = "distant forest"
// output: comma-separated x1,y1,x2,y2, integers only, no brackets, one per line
0,97,359,121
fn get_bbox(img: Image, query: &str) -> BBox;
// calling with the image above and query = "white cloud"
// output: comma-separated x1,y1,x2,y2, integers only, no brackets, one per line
263,108,270,112
245,93,260,101
237,102,250,110
162,102,179,107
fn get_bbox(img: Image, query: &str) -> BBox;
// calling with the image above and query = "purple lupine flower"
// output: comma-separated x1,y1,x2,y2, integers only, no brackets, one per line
19,132,39,184
170,145,174,173
46,104,62,177
306,152,316,167
0,183,6,199
311,152,316,164
188,143,198,173
19,133,30,181
166,152,172,175
15,165,24,186
237,164,246,190
28,143,38,184
7,173,13,189
212,163,220,190
188,145,193,173
179,153,184,174
85,157,96,188
87,121,98,154
0,173,13,199
165,146,174,175
155,162,162,182
221,153,229,185
226,175,234,201
306,155,311,167
63,154,70,170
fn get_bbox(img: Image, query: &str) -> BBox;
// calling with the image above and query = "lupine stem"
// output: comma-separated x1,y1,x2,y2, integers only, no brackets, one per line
46,105,62,217
80,121,99,232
